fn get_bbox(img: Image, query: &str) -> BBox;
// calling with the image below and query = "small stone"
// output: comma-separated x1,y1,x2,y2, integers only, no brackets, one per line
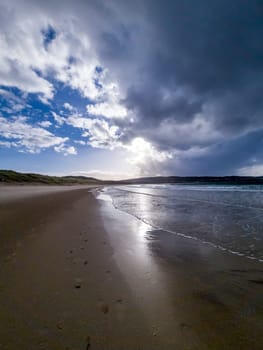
100,303,109,314
84,261,88,265
56,321,64,330
180,322,192,330
74,278,82,289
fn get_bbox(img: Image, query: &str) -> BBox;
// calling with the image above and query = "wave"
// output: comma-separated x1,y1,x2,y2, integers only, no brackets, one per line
112,186,263,211
98,187,263,264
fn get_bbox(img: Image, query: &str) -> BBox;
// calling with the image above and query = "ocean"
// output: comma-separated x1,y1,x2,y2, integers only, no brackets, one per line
101,184,263,262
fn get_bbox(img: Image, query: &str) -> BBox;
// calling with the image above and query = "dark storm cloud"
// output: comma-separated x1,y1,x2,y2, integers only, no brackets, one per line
118,0,263,134
69,0,263,174
94,0,263,174
125,88,202,126
170,129,263,176
149,1,263,91
2,0,263,174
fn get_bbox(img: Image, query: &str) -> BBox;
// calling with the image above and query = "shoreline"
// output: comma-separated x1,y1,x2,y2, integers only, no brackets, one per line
0,186,263,349
98,191,263,349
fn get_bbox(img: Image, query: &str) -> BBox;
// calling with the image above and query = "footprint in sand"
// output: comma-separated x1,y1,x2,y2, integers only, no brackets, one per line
86,336,91,349
98,301,109,314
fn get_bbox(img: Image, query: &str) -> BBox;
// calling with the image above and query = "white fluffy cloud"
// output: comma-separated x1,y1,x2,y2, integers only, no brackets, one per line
63,102,74,111
0,140,12,148
66,115,120,149
0,88,28,114
54,144,77,156
86,81,127,119
87,100,127,119
38,120,52,128
51,112,65,126
0,3,126,109
0,116,68,153
74,140,86,145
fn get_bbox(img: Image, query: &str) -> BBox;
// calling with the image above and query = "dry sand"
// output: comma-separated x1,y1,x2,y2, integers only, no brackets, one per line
0,186,164,349
0,185,263,349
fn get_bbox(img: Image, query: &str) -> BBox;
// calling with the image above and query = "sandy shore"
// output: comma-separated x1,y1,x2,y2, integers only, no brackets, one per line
0,186,263,349
0,186,160,349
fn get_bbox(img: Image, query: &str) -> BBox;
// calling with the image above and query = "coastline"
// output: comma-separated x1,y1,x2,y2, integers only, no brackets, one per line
0,185,263,349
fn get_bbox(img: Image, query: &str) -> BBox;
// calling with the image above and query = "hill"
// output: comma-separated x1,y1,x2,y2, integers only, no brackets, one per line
1,170,263,186
0,170,103,185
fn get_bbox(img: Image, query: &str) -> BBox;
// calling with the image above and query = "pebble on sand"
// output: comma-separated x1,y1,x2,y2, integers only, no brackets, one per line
56,321,64,330
74,278,82,289
99,303,109,314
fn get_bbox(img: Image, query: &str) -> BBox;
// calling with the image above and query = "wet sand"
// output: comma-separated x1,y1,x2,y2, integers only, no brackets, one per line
99,192,263,349
0,186,263,349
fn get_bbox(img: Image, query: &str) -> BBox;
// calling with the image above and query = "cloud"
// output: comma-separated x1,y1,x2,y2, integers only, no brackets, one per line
238,164,263,177
87,100,127,119
86,80,127,119
63,102,74,111
0,59,54,102
66,115,121,149
0,140,12,148
54,144,77,156
1,0,263,175
38,120,52,128
74,140,86,145
70,169,131,180
0,88,28,113
0,116,67,153
125,137,173,176
51,112,65,126
0,1,122,104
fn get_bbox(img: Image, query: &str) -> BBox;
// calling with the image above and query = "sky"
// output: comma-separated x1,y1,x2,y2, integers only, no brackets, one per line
1,0,263,179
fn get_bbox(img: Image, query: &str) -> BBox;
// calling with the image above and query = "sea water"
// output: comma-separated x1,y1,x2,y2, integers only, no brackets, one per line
102,184,263,262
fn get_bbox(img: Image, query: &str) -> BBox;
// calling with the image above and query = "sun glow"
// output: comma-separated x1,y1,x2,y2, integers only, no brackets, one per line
125,137,173,175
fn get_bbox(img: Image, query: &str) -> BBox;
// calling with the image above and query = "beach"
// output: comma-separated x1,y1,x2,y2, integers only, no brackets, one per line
0,185,263,349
